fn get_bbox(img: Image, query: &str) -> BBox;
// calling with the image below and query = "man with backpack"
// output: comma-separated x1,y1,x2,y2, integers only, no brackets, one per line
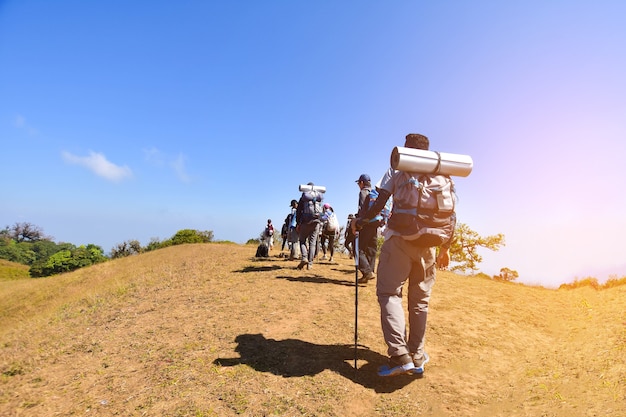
264,219,275,251
353,133,454,377
319,203,339,262
286,199,299,260
295,182,324,270
354,174,380,283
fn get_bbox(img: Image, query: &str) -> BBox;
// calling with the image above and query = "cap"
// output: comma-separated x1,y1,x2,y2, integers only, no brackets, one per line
355,174,370,183
323,203,330,209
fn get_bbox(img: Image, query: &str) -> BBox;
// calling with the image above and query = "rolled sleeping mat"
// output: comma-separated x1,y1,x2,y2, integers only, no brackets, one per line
299,184,327,193
390,146,473,177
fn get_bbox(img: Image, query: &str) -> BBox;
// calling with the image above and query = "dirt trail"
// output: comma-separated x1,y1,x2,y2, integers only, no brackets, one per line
1,243,624,416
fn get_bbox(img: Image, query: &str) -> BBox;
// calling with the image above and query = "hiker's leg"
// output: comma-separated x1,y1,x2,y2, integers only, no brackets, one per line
299,225,311,261
328,233,335,258
407,246,436,356
288,228,298,260
307,222,321,264
358,225,377,275
320,234,327,256
376,236,412,357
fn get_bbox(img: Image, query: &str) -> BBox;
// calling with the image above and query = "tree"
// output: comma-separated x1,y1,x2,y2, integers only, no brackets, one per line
448,223,505,273
170,229,213,245
29,244,106,277
110,240,142,259
144,237,164,252
7,222,51,242
495,267,519,282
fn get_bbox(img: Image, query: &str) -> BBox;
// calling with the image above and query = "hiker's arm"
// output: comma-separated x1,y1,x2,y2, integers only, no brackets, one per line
354,188,391,229
436,248,450,269
437,213,456,269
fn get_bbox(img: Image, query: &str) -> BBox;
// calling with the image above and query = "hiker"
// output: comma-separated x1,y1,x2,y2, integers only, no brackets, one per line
287,199,299,260
280,215,289,252
353,133,454,377
344,214,356,258
264,219,274,251
320,203,339,262
354,174,378,283
295,182,324,270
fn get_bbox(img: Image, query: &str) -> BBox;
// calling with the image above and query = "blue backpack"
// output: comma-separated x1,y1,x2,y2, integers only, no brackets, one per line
367,188,392,226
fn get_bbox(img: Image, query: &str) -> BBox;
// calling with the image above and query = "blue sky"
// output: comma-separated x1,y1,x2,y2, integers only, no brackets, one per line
2,1,625,287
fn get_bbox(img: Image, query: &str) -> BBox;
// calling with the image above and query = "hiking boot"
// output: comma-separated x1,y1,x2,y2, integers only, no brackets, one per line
296,260,308,270
328,257,333,262
411,352,430,374
377,353,415,377
321,255,327,260
306,263,312,270
358,272,375,283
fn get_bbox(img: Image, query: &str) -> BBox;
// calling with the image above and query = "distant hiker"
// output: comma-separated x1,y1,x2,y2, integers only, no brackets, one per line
295,182,324,270
280,215,289,252
287,199,299,260
320,203,339,262
354,174,378,283
353,133,455,377
344,214,356,258
264,219,274,251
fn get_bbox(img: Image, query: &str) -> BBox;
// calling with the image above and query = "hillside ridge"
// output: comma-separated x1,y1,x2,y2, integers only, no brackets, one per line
1,243,624,416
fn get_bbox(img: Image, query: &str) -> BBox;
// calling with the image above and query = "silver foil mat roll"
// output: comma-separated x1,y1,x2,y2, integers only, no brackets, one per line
390,147,473,177
299,184,327,193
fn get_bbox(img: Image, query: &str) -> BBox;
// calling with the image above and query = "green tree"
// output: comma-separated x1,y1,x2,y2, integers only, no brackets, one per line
144,237,165,252
449,223,505,273
29,244,106,277
170,229,213,245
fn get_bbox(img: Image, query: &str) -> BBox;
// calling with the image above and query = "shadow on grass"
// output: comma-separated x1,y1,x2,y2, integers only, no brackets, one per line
275,274,357,287
332,267,358,275
213,333,420,393
235,265,284,273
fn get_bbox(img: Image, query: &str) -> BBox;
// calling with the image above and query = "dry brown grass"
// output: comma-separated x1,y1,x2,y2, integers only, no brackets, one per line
0,260,29,282
1,243,625,416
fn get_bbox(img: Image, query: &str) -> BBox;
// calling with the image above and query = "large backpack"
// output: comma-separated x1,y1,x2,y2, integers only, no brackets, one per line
387,173,456,247
255,242,269,257
301,190,323,222
366,188,393,226
323,211,339,234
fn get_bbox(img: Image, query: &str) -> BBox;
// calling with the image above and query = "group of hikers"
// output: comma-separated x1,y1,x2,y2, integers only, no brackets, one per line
261,133,460,378
262,197,352,267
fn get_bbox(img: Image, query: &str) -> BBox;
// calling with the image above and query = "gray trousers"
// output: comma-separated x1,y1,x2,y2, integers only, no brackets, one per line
298,221,321,264
287,227,299,259
376,236,436,358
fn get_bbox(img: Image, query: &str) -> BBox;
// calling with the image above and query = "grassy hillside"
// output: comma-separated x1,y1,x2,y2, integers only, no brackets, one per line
1,243,624,416
0,259,30,282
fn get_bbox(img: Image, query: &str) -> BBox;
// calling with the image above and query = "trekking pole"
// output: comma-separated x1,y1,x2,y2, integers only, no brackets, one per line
354,231,359,371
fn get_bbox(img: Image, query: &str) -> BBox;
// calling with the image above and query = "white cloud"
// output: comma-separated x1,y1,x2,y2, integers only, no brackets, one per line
142,147,165,166
14,114,38,135
144,147,191,182
62,151,133,182
170,153,190,183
